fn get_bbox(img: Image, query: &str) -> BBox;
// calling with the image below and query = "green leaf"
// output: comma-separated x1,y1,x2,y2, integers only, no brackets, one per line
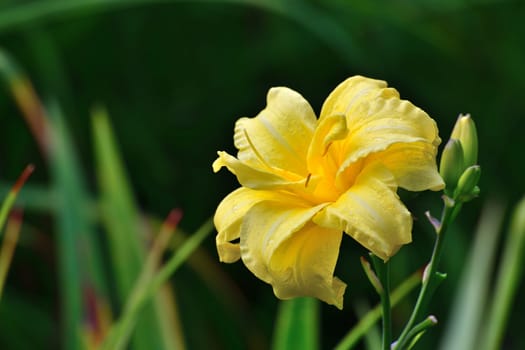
1,46,110,350
273,297,319,350
92,106,176,350
479,195,525,350
353,300,381,350
0,183,57,213
48,101,109,350
438,199,506,350
101,218,213,350
0,165,33,300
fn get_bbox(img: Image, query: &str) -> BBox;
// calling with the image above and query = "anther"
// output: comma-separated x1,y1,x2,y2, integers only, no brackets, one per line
305,173,312,188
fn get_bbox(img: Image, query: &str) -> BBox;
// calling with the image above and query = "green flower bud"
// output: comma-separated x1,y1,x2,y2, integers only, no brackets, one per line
439,139,464,195
454,165,481,201
451,114,478,168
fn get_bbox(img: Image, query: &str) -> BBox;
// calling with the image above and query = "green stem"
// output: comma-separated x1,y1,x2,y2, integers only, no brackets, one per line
371,255,392,350
394,199,462,349
398,316,438,349
334,270,421,350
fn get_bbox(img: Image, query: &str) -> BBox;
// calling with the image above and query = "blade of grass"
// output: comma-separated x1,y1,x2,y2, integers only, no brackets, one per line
479,195,525,350
92,105,177,350
126,209,185,350
156,285,186,350
0,209,24,302
0,183,58,213
334,270,421,350
272,297,320,350
353,300,381,350
438,199,506,350
48,101,89,350
0,48,50,155
0,165,34,236
2,47,112,348
0,165,34,301
101,217,213,350
103,209,183,350
162,221,267,349
24,27,113,312
48,101,112,350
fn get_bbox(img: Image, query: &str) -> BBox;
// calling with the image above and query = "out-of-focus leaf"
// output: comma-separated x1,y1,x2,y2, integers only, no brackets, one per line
0,183,58,213
101,218,213,350
168,225,267,349
334,271,421,350
48,101,109,350
2,46,110,350
0,165,33,237
92,106,179,350
0,165,33,301
0,210,24,302
272,297,319,350
438,199,506,350
479,195,525,350
353,300,381,350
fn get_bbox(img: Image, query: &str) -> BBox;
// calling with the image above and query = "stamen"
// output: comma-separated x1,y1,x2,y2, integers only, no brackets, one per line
322,142,333,156
305,173,312,188
243,128,272,169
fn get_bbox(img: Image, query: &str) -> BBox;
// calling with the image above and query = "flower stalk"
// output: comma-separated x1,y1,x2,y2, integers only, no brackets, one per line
393,114,479,348
393,198,461,349
335,270,421,350
395,316,438,350
370,254,392,350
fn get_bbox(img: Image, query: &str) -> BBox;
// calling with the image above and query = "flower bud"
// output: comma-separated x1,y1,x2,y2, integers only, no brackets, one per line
439,139,464,195
454,165,481,201
450,114,478,168
360,256,383,294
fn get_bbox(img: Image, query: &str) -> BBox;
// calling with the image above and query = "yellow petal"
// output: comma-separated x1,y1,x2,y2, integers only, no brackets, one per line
213,151,308,191
239,199,346,308
320,75,394,119
313,163,412,261
306,113,348,176
317,76,440,191
367,142,445,191
214,187,278,263
327,88,440,190
233,87,317,177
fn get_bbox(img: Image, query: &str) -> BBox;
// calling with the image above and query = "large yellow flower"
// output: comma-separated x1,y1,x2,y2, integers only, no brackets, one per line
213,76,444,309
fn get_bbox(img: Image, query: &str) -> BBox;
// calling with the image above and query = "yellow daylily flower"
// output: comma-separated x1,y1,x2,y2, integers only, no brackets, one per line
213,76,444,309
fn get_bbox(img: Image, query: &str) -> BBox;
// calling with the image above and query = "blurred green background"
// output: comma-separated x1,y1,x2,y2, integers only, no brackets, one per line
0,0,524,349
